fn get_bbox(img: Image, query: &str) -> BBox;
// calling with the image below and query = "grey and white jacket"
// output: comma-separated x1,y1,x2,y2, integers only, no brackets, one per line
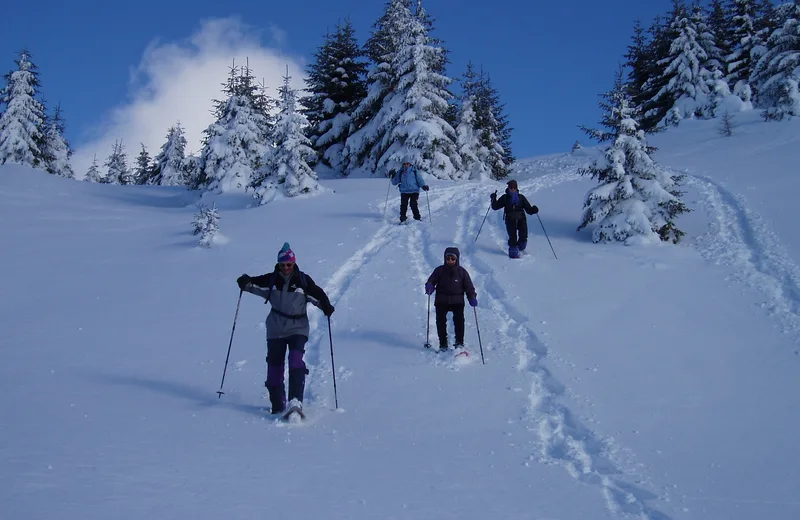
243,264,333,340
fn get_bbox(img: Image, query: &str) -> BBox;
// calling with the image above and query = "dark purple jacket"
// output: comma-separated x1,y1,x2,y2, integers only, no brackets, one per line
426,247,477,306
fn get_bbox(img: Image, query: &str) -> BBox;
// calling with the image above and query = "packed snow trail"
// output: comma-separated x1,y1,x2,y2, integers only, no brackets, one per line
684,171,800,353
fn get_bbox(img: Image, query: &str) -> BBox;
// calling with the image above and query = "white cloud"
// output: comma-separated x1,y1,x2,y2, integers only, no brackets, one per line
73,16,306,178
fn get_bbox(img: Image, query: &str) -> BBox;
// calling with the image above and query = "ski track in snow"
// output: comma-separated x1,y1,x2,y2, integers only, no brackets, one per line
466,162,671,520
301,185,467,409
288,157,672,518
684,171,800,354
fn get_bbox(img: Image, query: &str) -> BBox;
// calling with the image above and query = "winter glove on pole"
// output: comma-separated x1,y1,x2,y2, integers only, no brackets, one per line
236,274,251,290
217,290,243,398
425,283,435,295
468,297,478,307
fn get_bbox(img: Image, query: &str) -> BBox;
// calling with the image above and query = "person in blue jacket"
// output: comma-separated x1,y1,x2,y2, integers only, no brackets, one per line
390,161,429,223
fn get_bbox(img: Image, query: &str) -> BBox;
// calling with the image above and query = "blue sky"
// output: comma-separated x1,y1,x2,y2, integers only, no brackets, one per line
0,0,673,173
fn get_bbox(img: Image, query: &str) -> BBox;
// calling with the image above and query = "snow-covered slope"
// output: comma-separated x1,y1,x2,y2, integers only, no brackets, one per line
2,112,799,520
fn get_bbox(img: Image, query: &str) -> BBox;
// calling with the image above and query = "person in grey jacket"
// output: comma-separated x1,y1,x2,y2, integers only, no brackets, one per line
236,242,334,415
390,161,429,223
424,247,477,351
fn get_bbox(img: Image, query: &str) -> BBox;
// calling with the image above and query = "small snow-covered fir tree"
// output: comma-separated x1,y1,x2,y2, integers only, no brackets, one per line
302,19,368,172
0,50,46,168
104,140,134,185
192,203,220,248
41,104,74,178
133,144,153,185
250,70,319,204
151,122,187,186
83,154,106,183
578,69,690,244
572,140,582,152
718,109,736,135
198,62,273,193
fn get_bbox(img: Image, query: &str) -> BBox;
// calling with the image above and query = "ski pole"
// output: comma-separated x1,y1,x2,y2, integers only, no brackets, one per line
425,189,432,223
216,289,243,398
537,213,558,260
327,316,339,409
475,204,491,242
473,307,485,365
383,176,392,221
424,294,432,348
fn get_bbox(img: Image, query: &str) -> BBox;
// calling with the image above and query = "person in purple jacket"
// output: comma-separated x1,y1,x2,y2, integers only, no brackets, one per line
425,247,477,351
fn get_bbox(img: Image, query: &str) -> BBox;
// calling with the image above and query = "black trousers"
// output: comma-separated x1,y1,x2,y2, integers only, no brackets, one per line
435,303,465,346
400,193,421,221
505,216,528,247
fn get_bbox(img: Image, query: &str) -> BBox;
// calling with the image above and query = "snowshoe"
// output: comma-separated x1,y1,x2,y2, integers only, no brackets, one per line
509,246,520,259
281,399,305,423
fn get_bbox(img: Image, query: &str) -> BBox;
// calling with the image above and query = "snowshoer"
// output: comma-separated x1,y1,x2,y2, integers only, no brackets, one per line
390,161,429,223
236,242,334,416
490,179,539,258
425,247,477,351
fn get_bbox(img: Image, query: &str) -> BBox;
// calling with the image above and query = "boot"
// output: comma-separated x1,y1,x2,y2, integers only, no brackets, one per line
509,246,520,258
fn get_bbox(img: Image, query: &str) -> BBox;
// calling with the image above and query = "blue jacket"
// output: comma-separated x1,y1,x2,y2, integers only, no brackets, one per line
391,165,426,194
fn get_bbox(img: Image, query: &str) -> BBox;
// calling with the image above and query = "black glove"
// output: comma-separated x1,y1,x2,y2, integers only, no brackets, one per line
237,274,251,290
389,170,396,179
531,205,539,214
422,185,429,191
490,191,497,201
322,302,335,317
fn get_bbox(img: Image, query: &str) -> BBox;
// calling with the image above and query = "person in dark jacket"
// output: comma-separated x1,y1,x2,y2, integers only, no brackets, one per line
490,179,539,258
236,242,334,415
424,247,477,351
390,161,429,223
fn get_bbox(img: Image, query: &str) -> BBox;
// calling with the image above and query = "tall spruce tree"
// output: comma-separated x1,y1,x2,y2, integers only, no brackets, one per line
455,62,490,180
578,69,689,244
344,0,414,175
0,50,47,168
371,3,461,178
473,69,510,179
152,122,188,186
752,3,800,119
726,0,765,101
250,70,319,203
302,20,368,172
198,61,273,192
41,104,74,178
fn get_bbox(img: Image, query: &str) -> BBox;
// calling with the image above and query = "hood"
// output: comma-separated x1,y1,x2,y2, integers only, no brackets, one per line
443,247,460,266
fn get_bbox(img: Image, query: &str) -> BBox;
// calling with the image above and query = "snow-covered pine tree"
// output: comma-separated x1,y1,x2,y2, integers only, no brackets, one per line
250,70,319,203
638,13,681,132
84,154,106,183
344,0,414,175
104,140,134,185
41,104,74,178
578,68,690,244
133,144,153,185
572,140,582,152
708,0,733,68
302,20,368,172
373,4,462,178
0,50,47,168
455,62,490,180
653,3,715,125
752,4,800,119
726,0,766,102
473,69,510,179
192,203,220,248
151,122,187,186
197,61,272,193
